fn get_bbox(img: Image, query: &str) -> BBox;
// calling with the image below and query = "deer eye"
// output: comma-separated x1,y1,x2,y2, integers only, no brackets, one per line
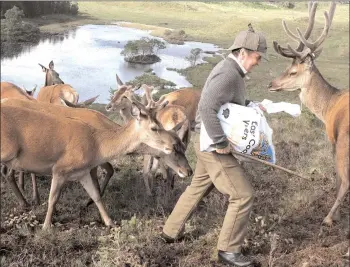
290,71,297,76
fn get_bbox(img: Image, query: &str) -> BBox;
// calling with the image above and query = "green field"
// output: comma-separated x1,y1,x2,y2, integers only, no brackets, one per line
1,2,349,267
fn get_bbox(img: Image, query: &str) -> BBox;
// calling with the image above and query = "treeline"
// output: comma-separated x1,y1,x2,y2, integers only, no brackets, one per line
0,1,78,18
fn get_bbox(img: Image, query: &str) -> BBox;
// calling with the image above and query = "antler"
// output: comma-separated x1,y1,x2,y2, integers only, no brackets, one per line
109,74,168,115
109,74,138,105
141,84,169,112
273,1,336,59
142,84,156,109
296,3,336,52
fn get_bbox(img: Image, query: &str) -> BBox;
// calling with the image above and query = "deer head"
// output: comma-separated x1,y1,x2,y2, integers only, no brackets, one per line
124,90,182,155
141,84,188,131
268,2,336,93
39,60,65,86
162,148,193,178
105,74,136,113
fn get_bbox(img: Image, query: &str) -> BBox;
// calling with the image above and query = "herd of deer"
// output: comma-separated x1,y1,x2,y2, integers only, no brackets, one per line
0,1,348,255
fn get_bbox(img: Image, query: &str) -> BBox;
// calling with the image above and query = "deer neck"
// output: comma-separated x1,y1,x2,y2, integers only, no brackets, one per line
300,66,340,123
127,143,161,157
45,73,50,87
94,120,143,163
120,108,133,123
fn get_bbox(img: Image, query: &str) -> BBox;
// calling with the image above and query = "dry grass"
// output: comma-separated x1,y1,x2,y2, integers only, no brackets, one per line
1,2,349,267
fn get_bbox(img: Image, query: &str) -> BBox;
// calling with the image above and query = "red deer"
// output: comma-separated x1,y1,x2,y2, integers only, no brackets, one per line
6,95,192,206
105,75,201,130
105,75,197,195
1,82,36,100
1,82,40,204
1,94,186,229
268,2,349,230
37,60,98,106
0,82,99,206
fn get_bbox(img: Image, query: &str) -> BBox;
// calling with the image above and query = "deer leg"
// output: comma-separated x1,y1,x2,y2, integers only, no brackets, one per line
158,161,171,195
79,173,114,227
165,166,175,191
86,167,102,207
31,173,40,205
1,164,7,177
6,169,29,208
323,176,349,226
176,120,191,148
323,141,349,226
98,162,115,197
43,173,65,230
86,163,116,207
18,171,25,194
333,175,342,221
143,156,154,196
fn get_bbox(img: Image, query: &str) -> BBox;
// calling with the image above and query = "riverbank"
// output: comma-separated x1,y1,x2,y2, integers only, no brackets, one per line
22,1,348,96
24,2,349,59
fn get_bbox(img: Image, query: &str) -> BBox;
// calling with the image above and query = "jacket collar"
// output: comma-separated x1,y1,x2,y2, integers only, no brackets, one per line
227,54,246,78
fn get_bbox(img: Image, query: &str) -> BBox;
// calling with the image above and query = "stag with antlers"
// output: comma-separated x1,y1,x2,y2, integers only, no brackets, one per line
105,76,196,195
268,2,349,230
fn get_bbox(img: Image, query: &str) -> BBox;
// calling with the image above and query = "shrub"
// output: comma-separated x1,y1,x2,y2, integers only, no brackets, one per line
282,2,295,9
4,6,24,33
163,29,186,45
121,37,166,63
70,3,79,15
185,48,203,67
2,5,40,44
164,29,172,36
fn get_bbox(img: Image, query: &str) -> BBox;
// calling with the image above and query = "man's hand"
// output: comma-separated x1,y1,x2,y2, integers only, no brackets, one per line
258,103,266,112
216,144,231,154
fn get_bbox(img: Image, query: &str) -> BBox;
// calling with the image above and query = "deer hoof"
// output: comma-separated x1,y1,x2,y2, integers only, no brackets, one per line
322,216,334,227
333,210,341,221
42,223,53,231
105,220,116,228
32,198,41,206
342,248,349,258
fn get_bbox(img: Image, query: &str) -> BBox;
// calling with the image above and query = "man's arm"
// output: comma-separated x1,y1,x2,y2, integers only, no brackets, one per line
199,72,234,149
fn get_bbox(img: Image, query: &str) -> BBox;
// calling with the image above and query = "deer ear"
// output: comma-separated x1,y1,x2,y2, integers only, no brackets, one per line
49,60,54,70
155,100,169,112
116,74,124,86
39,63,47,72
131,103,141,120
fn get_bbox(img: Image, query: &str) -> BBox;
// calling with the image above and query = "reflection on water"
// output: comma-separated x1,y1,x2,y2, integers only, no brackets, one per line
1,24,220,103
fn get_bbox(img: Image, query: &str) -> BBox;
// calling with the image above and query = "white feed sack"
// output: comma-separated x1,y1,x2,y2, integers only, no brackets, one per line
200,101,301,164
